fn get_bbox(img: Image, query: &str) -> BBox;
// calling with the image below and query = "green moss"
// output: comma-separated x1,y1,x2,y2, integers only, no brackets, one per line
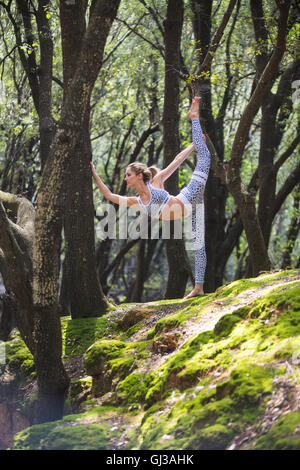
216,363,274,405
254,411,300,450
154,316,180,334
136,378,267,450
216,278,264,299
142,331,214,405
12,422,57,450
13,420,120,451
4,336,35,379
154,307,193,335
12,406,120,450
40,423,116,450
61,315,119,360
116,372,155,404
188,423,233,450
214,311,246,337
215,270,299,300
69,377,93,410
9,270,300,450
84,339,127,376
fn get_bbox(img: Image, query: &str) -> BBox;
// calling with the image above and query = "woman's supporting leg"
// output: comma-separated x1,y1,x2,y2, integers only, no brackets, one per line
184,200,206,299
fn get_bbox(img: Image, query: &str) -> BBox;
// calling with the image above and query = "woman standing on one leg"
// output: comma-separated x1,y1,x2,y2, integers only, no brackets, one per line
91,97,210,299
176,97,210,298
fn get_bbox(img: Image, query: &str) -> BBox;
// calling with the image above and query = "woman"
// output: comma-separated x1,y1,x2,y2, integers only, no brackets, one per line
91,97,210,298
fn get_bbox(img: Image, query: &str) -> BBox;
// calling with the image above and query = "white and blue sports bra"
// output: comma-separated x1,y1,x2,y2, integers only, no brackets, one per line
137,182,171,218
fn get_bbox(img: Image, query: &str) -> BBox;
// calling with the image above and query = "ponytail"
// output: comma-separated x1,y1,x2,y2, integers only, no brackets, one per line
148,166,160,180
128,162,161,183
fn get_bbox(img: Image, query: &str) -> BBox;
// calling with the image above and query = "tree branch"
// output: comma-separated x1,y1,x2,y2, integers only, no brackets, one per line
275,129,300,172
116,17,164,58
273,162,300,217
102,14,147,65
200,0,238,75
102,238,139,280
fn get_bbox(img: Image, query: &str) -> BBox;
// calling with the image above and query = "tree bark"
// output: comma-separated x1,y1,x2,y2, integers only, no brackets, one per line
36,0,56,169
163,0,191,299
130,240,146,302
60,0,108,318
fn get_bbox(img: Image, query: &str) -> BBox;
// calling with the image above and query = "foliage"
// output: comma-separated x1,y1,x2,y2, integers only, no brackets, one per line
0,0,299,300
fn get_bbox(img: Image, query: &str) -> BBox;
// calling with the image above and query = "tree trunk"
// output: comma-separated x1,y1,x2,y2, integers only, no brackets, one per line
36,0,56,170
62,109,108,317
228,181,270,276
130,240,146,303
59,0,108,318
163,0,190,299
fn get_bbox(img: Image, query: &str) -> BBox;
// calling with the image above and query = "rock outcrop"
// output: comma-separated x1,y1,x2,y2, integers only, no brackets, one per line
1,269,299,450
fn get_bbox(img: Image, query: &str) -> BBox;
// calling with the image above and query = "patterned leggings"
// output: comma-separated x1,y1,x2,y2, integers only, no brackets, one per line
176,119,211,284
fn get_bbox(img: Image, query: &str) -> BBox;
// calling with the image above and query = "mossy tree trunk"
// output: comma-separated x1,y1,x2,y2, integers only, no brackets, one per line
32,0,121,423
163,0,191,299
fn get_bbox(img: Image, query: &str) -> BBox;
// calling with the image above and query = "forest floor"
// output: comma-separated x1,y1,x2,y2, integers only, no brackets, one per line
2,269,300,450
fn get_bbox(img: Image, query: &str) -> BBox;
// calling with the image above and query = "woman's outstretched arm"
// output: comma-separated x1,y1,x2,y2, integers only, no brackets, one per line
156,143,195,184
90,162,137,207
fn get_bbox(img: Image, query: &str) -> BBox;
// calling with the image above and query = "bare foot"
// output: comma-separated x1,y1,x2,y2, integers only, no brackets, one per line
184,286,204,300
187,96,201,120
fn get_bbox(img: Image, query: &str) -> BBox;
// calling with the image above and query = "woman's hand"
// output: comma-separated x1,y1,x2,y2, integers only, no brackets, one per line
90,161,99,180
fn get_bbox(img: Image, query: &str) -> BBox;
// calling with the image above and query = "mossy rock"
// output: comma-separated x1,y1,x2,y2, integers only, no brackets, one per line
4,335,35,380
187,423,234,450
84,339,127,376
7,269,300,450
39,423,115,450
69,377,93,410
12,421,57,450
213,307,248,337
115,372,155,404
12,406,123,450
84,338,153,398
254,411,300,450
61,316,119,360
216,363,274,405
